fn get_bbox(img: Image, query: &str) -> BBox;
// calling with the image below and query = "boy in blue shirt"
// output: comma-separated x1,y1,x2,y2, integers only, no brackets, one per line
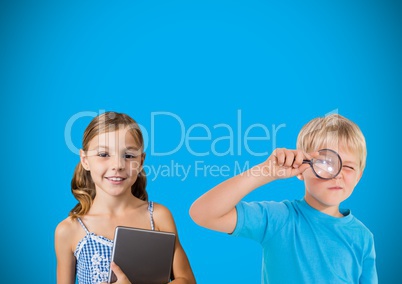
190,114,377,283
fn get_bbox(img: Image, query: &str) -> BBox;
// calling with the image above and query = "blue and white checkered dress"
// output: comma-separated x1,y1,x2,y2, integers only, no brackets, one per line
74,202,155,284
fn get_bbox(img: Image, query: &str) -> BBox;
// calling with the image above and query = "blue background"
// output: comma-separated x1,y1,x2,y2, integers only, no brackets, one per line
1,0,401,283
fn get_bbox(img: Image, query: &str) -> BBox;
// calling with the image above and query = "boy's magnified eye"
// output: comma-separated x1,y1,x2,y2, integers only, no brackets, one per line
314,159,335,166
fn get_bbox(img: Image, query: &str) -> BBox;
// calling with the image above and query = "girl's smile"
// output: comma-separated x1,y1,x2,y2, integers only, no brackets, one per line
105,176,127,185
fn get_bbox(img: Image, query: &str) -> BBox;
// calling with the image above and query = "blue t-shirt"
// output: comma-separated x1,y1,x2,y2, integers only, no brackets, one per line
232,199,377,284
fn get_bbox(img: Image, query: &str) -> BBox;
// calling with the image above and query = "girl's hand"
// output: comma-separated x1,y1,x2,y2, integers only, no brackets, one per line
262,148,314,180
101,262,132,284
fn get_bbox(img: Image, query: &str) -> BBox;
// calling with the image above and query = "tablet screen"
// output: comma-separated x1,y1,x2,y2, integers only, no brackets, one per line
108,226,175,284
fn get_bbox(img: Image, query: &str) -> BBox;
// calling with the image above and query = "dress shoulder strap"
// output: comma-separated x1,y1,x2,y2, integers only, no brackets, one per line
148,201,155,231
77,217,90,234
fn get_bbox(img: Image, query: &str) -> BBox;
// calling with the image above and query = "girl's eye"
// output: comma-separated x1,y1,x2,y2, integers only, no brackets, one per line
98,152,109,158
124,154,138,159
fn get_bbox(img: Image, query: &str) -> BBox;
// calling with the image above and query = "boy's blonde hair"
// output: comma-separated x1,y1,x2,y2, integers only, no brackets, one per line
296,114,367,171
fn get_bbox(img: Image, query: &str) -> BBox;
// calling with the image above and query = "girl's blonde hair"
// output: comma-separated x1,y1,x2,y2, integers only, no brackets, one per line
296,114,367,171
69,111,148,219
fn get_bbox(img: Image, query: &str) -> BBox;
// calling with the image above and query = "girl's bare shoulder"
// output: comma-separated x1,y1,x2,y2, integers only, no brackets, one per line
55,216,82,244
152,202,172,216
152,202,177,232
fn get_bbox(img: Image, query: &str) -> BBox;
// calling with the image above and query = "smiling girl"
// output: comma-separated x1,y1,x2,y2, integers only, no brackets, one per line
55,111,196,284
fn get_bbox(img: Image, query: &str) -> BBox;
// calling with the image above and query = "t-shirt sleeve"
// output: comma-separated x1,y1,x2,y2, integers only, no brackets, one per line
359,234,378,284
232,200,290,244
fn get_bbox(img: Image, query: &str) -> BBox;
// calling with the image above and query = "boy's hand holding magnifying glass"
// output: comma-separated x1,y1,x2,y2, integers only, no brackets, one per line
262,148,342,181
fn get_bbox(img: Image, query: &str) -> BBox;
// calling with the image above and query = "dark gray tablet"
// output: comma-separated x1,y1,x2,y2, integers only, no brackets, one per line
108,226,176,284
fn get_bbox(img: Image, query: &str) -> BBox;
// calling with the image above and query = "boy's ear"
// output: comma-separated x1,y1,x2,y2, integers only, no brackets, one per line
355,169,363,185
80,149,90,171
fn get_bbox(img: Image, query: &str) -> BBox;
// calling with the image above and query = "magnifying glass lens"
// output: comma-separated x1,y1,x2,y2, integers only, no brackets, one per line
311,149,342,179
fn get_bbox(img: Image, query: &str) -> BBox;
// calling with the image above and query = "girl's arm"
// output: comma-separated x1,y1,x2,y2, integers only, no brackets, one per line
154,204,196,284
55,218,77,284
189,148,311,233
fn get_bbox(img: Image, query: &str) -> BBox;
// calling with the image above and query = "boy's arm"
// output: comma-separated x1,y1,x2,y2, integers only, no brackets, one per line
189,148,311,233
359,236,378,284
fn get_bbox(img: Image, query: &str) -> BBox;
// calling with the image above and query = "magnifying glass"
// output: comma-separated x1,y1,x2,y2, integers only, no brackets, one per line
302,149,342,180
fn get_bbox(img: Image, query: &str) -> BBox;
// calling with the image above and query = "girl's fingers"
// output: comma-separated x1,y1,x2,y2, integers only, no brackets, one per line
110,262,131,283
